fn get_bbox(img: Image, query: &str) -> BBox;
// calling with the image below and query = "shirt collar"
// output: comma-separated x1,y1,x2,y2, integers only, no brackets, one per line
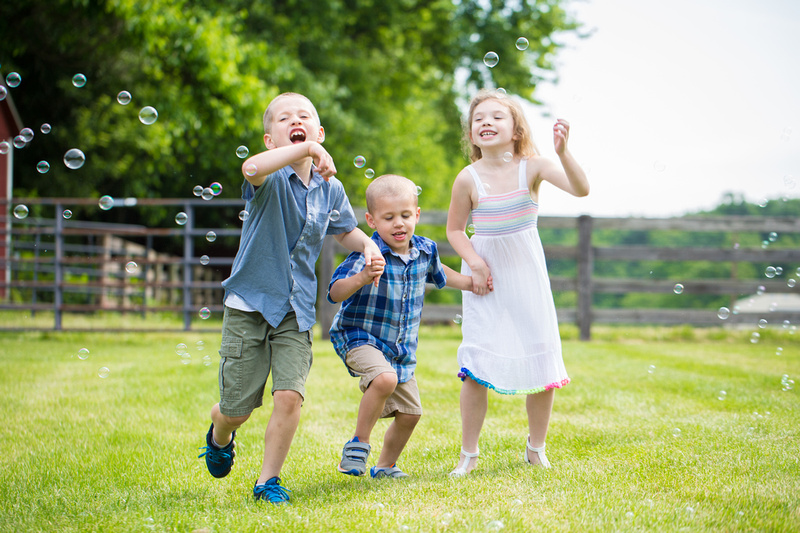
288,167,325,191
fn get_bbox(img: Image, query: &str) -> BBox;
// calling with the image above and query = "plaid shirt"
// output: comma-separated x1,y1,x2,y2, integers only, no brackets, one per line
328,232,447,382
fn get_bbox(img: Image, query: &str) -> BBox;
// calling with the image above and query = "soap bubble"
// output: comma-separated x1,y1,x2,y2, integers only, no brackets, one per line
441,512,454,525
758,319,768,329
718,390,727,401
672,428,682,438
62,209,73,219
776,266,784,276
200,255,210,265
0,141,9,154
138,106,158,125
196,341,205,351
0,86,6,101
503,152,513,163
515,37,529,51
174,212,188,225
653,161,666,172
354,155,366,168
750,332,760,344
203,354,212,366
495,87,507,96
467,224,475,234
98,195,114,211
453,314,463,325
329,210,340,222
415,186,422,196
13,205,29,219
201,188,214,201
486,520,504,530
6,72,21,87
238,210,249,222
20,128,34,142
36,161,50,174
673,283,684,294
788,279,796,288
175,343,188,356
757,285,766,295
199,307,211,320
483,51,499,68
192,185,203,196
717,307,730,320
98,367,110,378
768,231,778,242
647,364,656,374
209,182,222,196
117,91,132,105
765,266,777,278
236,145,249,158
72,73,87,87
365,168,375,179
77,348,90,360
206,231,217,242
13,136,26,149
180,352,191,365
63,148,86,169
40,123,51,134
244,163,258,176
125,261,138,274
776,347,783,356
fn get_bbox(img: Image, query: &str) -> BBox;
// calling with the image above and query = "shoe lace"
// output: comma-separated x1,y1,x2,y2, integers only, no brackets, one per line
197,445,231,464
254,482,292,503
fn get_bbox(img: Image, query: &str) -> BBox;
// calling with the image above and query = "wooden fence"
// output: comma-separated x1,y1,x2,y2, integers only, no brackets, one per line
3,198,800,338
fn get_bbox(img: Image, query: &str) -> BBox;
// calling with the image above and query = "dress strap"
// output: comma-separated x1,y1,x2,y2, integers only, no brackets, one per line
517,158,528,190
465,165,488,197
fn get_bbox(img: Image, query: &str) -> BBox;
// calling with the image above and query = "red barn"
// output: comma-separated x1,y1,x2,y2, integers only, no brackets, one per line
0,84,24,299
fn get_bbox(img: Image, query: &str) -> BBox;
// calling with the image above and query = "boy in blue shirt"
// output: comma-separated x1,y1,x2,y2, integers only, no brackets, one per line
328,174,488,478
199,92,382,504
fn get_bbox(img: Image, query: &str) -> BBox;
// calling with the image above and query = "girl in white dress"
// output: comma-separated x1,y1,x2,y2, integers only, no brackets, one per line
446,89,589,474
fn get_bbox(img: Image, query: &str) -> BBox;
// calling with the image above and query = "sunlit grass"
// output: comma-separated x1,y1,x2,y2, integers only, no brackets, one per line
0,326,798,531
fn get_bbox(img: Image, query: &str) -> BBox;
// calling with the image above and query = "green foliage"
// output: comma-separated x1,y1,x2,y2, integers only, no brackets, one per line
0,0,580,221
0,326,798,531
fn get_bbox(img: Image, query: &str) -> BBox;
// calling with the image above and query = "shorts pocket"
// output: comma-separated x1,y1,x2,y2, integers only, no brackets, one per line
219,337,243,400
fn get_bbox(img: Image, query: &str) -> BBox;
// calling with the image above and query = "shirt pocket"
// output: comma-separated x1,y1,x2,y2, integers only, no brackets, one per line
218,337,243,400
303,208,331,245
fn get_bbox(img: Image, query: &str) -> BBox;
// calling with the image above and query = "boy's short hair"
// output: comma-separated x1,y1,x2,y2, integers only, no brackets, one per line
365,174,419,213
262,92,320,134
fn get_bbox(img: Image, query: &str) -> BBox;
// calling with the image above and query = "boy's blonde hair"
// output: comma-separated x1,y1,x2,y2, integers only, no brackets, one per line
463,89,539,162
365,174,419,213
262,92,320,134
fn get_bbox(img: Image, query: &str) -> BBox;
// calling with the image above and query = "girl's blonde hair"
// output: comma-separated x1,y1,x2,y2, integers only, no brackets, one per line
463,89,539,162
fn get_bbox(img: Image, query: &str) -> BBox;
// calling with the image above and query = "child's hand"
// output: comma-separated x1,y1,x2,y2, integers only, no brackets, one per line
553,119,570,155
363,240,384,287
361,257,385,287
308,142,337,180
469,260,492,296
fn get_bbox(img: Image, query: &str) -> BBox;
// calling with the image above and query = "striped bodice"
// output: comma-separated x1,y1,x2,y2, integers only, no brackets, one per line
472,189,538,236
467,159,538,236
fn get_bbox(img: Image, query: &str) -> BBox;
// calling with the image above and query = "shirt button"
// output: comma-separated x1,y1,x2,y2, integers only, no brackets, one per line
290,295,295,302
300,236,305,241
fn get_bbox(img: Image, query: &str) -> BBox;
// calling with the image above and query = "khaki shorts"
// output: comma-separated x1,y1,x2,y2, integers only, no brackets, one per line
218,307,312,417
345,344,422,418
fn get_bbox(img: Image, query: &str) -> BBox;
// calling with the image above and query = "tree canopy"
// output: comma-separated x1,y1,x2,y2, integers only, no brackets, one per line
0,0,580,216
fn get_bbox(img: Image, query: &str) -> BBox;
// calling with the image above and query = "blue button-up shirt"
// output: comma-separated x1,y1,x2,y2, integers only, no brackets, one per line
327,232,447,382
222,165,358,331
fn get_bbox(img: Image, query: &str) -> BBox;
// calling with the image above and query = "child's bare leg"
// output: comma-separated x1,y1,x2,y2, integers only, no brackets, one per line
257,390,303,483
455,377,488,472
525,388,555,464
375,412,420,468
210,403,250,446
354,372,398,443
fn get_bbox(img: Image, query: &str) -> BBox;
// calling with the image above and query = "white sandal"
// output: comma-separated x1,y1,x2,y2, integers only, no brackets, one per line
449,447,479,477
524,436,551,468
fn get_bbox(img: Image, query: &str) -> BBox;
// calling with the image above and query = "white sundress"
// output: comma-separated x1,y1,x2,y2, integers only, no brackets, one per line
457,158,569,394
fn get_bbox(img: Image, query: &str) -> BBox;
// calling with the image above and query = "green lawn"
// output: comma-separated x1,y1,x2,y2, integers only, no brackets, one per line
0,325,798,532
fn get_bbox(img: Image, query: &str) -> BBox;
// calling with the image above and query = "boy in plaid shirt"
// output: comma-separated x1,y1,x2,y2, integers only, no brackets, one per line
327,174,490,478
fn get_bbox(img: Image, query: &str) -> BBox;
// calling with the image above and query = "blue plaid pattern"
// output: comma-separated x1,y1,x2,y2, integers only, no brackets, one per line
328,232,447,383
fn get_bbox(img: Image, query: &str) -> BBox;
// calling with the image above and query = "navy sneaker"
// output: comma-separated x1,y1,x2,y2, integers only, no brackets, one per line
198,424,235,478
337,437,371,476
253,476,292,504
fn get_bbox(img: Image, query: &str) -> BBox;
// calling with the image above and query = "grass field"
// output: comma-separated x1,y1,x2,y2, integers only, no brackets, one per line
0,323,798,532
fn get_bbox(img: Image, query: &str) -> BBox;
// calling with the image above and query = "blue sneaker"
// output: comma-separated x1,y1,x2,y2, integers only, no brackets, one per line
198,424,235,478
370,464,409,479
253,477,292,504
338,437,371,476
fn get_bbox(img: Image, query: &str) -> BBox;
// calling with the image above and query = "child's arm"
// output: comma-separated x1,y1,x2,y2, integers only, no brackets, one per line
534,119,590,197
329,257,386,303
334,228,384,286
446,170,492,295
442,265,493,293
241,141,336,186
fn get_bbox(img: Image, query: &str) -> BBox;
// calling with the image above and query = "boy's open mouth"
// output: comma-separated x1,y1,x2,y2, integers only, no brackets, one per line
290,129,306,143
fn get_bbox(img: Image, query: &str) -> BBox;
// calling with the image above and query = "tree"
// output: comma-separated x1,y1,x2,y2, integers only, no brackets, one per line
0,0,581,219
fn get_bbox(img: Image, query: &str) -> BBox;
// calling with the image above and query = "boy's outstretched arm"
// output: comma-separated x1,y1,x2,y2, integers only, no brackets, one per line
328,257,386,303
242,141,336,186
334,228,384,285
442,265,493,293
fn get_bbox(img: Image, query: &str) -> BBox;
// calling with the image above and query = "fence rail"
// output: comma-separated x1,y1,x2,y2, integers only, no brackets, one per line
2,198,800,338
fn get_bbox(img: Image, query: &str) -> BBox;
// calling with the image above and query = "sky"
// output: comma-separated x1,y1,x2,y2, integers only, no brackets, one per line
521,0,800,217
